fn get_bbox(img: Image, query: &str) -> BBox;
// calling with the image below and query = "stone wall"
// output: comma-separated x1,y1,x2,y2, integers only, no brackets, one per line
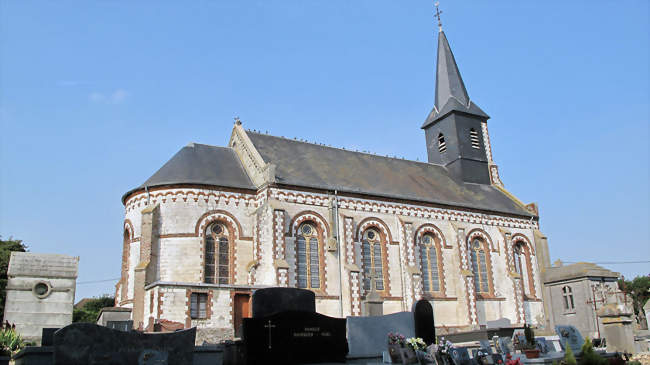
119,184,545,337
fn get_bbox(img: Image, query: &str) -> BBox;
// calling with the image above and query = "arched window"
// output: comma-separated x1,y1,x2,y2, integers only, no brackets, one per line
204,222,229,284
469,128,481,149
420,233,442,293
296,222,320,289
362,229,384,292
562,286,574,310
438,133,447,153
470,239,490,294
513,243,523,275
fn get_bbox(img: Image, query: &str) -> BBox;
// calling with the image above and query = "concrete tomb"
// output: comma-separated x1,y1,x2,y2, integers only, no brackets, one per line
597,304,635,354
413,299,436,346
555,325,584,355
346,311,415,358
53,323,196,365
3,252,79,345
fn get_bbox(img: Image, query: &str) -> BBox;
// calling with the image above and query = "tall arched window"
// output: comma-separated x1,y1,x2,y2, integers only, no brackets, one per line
296,222,320,289
562,286,574,310
420,233,441,293
470,239,489,294
438,133,447,154
469,128,481,149
204,222,229,284
362,229,384,292
513,243,523,275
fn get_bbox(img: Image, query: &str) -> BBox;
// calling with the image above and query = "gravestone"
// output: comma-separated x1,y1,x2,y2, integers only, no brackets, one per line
413,299,436,345
494,337,514,355
41,328,60,346
53,323,195,365
555,325,584,355
535,337,550,354
251,287,315,318
449,347,472,365
347,311,415,358
478,340,493,354
511,329,525,350
242,310,348,364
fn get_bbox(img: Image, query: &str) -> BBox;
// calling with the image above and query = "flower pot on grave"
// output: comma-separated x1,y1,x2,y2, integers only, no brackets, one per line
388,343,403,364
523,348,540,359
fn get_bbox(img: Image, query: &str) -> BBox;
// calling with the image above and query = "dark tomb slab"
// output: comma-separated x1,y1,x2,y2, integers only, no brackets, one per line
413,299,435,345
53,323,195,365
251,287,315,318
41,328,60,346
242,310,348,365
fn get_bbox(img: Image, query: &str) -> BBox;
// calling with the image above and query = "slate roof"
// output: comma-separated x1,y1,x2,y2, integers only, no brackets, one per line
123,143,256,201
247,132,532,217
422,31,488,129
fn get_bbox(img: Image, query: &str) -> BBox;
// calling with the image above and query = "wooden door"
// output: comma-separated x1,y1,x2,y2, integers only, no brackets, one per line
233,293,251,338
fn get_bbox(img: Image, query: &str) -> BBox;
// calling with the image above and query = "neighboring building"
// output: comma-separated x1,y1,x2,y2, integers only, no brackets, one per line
97,307,132,331
115,27,550,342
3,252,79,345
543,260,622,338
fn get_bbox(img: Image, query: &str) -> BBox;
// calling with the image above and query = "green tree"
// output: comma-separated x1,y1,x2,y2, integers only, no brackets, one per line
73,295,115,323
618,274,650,326
0,237,28,323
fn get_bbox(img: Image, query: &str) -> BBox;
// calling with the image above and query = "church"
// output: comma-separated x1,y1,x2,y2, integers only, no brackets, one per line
115,25,551,342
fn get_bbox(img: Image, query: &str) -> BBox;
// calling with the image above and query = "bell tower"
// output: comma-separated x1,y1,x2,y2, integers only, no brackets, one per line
422,28,492,185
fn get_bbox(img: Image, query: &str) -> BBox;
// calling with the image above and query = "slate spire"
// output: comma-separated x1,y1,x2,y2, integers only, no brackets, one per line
422,30,488,129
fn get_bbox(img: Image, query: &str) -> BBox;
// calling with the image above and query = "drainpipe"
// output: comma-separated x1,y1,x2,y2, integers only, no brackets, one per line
333,190,344,317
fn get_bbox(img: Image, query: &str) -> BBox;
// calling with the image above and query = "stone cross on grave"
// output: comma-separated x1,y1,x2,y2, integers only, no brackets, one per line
264,320,276,349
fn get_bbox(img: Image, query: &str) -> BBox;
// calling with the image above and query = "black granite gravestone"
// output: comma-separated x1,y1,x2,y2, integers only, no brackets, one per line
53,323,195,365
242,310,348,365
413,299,435,345
251,287,315,318
41,327,59,346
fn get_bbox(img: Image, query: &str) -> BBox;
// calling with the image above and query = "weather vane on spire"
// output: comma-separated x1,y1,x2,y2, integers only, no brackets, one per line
434,1,443,32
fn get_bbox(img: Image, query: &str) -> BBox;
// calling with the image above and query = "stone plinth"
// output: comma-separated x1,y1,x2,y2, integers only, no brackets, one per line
597,303,635,354
3,252,79,345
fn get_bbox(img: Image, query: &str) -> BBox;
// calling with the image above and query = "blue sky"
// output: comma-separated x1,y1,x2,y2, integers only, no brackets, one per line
1,1,648,301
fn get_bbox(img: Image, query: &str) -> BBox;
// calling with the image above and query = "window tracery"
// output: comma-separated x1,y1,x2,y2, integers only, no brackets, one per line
361,228,384,292
296,222,321,289
204,222,229,285
420,233,442,293
470,238,490,294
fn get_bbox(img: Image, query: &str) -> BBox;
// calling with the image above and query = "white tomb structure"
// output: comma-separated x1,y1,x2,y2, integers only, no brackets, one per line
3,252,79,345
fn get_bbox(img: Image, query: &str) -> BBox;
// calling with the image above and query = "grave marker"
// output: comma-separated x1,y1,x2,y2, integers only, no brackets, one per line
53,323,195,365
555,325,584,355
413,299,436,345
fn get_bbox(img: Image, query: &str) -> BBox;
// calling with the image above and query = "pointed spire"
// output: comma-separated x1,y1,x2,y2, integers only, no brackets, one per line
435,31,469,111
422,31,488,129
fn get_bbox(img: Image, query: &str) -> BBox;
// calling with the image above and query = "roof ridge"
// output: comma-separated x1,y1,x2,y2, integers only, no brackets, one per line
246,130,442,167
186,142,232,150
